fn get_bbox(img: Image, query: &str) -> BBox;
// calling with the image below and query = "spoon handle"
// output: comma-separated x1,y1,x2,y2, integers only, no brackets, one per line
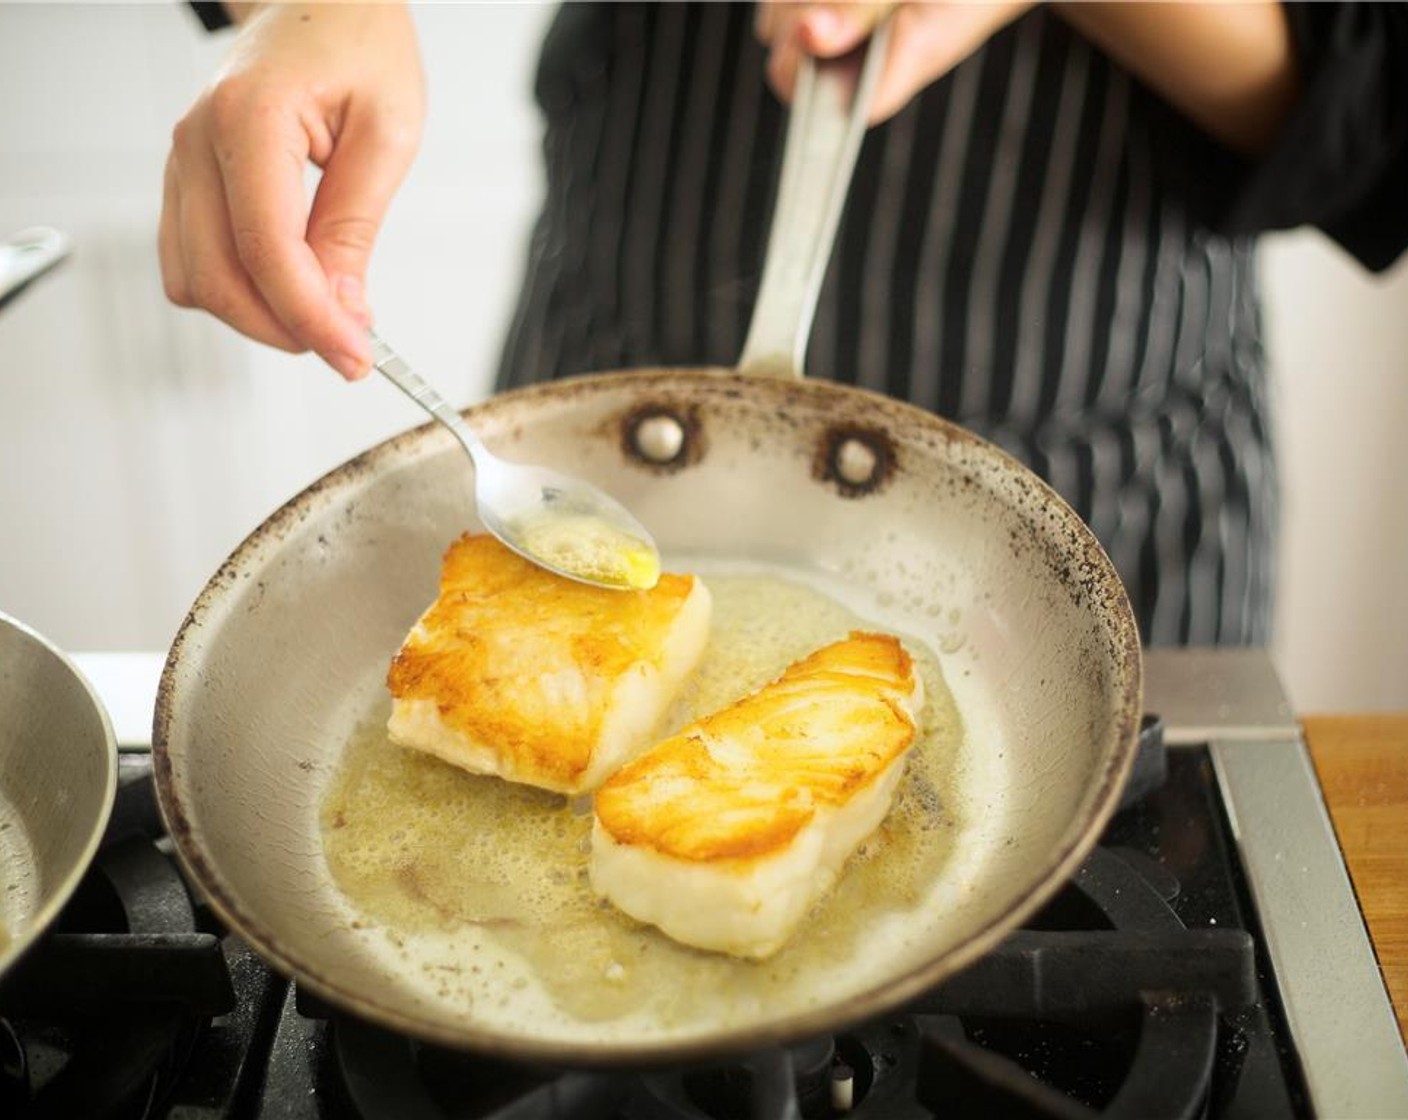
368,331,487,462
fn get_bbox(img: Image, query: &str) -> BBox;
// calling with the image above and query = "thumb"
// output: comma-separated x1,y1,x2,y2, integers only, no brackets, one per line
798,2,895,57
306,102,419,327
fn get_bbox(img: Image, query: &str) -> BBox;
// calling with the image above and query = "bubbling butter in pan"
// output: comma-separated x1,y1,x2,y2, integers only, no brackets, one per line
320,571,964,1028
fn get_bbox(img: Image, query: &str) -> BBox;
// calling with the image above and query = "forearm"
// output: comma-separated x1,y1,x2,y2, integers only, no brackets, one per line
1052,1,1300,157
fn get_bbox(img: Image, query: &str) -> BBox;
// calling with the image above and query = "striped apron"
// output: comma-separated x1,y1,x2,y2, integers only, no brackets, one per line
497,2,1278,647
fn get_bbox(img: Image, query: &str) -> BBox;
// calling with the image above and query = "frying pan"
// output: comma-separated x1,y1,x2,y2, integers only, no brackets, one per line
0,611,118,982
0,231,113,985
152,35,1142,1065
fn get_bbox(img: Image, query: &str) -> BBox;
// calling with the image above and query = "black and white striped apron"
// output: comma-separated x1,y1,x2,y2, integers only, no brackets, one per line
497,2,1278,647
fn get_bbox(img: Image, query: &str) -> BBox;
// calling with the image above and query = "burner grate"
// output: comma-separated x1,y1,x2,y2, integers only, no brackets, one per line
296,836,1262,1120
0,735,1315,1119
0,756,239,1120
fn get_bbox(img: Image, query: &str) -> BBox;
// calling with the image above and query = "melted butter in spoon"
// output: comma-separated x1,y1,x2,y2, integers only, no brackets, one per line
509,511,661,591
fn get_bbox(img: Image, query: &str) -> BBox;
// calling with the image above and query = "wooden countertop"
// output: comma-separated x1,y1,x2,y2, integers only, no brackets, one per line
1302,714,1408,1044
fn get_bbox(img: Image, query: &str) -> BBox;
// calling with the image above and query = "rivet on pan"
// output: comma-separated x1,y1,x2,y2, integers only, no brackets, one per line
834,437,880,487
815,427,896,497
632,413,686,464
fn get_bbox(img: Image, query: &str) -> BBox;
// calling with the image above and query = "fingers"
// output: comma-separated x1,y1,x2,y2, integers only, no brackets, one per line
159,2,425,382
164,135,305,353
306,99,420,331
757,2,1028,125
162,90,371,377
870,4,945,123
798,3,893,56
158,156,189,307
158,2,422,383
759,2,894,105
213,92,373,379
866,3,1031,122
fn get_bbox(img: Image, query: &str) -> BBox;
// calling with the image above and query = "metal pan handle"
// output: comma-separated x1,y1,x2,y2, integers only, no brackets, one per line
0,227,70,312
736,22,891,380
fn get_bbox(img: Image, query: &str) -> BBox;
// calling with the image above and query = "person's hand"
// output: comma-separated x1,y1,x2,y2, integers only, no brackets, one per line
756,2,1033,124
159,3,425,380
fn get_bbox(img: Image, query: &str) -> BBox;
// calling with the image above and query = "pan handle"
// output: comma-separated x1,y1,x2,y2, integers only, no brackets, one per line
736,20,891,381
0,227,70,312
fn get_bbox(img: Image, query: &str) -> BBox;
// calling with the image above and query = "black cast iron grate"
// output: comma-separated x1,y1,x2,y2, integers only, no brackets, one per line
305,842,1258,1120
0,755,235,1120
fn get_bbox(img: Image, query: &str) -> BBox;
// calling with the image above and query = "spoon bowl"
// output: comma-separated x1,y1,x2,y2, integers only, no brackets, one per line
368,331,661,590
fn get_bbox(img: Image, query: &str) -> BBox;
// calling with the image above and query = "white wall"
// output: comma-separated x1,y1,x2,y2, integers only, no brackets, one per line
0,2,552,653
0,3,1403,711
1264,235,1408,710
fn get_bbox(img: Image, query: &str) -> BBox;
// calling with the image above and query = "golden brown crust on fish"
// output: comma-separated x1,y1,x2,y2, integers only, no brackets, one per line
386,533,709,791
594,631,919,862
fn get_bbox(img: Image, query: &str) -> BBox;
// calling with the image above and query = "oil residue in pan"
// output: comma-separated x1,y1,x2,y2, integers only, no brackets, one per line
318,569,966,1041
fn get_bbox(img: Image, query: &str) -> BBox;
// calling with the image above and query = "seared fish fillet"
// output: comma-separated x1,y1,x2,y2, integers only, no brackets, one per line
591,631,924,958
386,533,711,794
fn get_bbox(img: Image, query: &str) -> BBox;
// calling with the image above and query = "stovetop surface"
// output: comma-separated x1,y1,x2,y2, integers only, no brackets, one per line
0,733,1313,1120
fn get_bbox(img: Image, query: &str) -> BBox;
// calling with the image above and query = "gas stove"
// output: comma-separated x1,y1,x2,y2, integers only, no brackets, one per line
2,650,1405,1119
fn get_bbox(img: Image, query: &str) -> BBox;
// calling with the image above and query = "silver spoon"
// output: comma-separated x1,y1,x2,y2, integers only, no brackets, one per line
368,331,661,591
